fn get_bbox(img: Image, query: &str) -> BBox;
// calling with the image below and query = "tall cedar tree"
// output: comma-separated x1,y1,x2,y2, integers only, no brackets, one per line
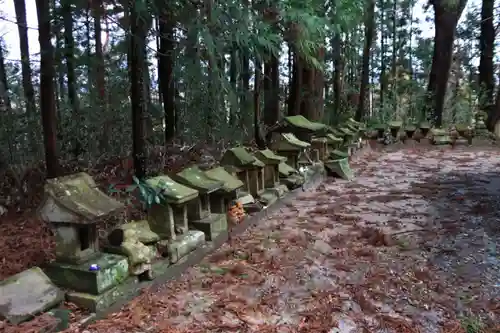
36,0,59,178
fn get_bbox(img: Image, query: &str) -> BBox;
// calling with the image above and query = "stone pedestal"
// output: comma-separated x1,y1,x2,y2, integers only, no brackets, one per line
158,230,206,263
44,253,129,295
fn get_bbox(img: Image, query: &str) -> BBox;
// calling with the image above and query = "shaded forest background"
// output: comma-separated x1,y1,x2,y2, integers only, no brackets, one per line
0,0,499,209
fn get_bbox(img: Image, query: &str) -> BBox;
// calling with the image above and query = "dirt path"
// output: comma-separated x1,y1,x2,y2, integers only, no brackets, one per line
71,147,499,333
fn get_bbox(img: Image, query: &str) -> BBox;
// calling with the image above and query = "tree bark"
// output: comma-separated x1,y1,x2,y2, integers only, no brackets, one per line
332,32,342,119
479,0,495,128
13,0,36,120
158,3,176,143
424,0,467,127
62,0,79,115
36,0,59,178
287,47,302,116
254,59,266,148
263,52,280,127
356,0,375,121
129,0,148,178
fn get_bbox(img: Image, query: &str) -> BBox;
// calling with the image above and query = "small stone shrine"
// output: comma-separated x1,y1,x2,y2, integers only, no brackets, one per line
270,133,311,170
204,166,244,214
39,172,130,312
310,137,329,161
430,128,452,145
278,162,305,189
253,149,289,205
254,149,286,189
145,175,206,263
172,166,228,241
388,121,403,140
453,124,472,145
220,147,265,197
325,133,343,153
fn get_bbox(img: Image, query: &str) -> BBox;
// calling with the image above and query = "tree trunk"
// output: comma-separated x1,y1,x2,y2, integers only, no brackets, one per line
158,4,176,143
287,47,302,116
263,7,280,128
254,59,266,148
54,15,64,111
129,0,148,178
390,0,397,111
332,32,342,119
315,46,325,121
36,0,59,178
94,0,105,107
263,52,280,127
479,0,495,128
356,0,375,121
0,44,12,111
229,42,238,126
240,49,251,129
13,0,36,119
62,0,79,115
424,0,467,127
379,0,386,112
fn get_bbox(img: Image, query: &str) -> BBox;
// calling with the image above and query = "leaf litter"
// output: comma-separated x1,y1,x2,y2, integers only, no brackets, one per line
3,145,500,333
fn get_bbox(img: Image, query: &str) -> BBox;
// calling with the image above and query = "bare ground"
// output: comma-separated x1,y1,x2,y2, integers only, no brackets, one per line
24,147,500,332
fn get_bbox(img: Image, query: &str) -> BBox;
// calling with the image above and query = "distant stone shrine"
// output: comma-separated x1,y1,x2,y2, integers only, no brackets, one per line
337,127,356,144
220,147,265,197
270,133,311,170
311,137,328,161
253,149,289,205
145,175,206,263
39,172,130,312
172,166,228,241
430,128,452,145
204,166,244,214
388,121,403,140
454,124,473,145
325,134,343,153
278,162,304,189
254,149,286,188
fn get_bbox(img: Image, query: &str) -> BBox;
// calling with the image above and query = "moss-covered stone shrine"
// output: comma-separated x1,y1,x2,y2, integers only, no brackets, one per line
39,172,130,312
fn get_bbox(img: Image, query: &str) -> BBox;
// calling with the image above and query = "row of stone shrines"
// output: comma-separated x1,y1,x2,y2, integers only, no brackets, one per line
0,115,366,325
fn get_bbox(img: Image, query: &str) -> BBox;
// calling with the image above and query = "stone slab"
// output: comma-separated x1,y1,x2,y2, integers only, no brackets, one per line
0,267,65,324
189,213,228,241
43,253,129,295
164,230,206,263
66,282,136,313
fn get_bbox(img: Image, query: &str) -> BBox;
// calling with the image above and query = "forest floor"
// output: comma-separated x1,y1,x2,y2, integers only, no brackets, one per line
2,144,500,332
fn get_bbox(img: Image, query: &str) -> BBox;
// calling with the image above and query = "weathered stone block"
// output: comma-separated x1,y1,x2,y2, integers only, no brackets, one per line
66,280,135,313
160,230,205,264
44,253,129,295
0,267,65,324
189,213,227,241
